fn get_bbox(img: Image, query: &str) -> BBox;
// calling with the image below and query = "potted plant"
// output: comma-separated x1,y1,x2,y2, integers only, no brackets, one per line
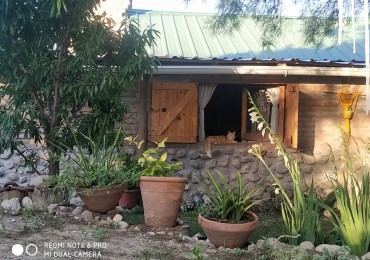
56,128,129,213
125,137,186,227
197,170,259,248
118,153,142,209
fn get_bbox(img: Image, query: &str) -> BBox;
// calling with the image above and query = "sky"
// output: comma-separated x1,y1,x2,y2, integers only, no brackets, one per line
132,0,302,16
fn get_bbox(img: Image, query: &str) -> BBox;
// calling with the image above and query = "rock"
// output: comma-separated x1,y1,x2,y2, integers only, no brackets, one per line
0,169,5,177
167,148,176,155
315,244,347,255
71,206,84,216
177,169,191,179
133,226,141,231
303,154,316,165
275,161,289,174
58,206,69,212
106,217,113,223
3,161,15,169
148,231,156,236
205,160,216,169
21,197,33,208
29,175,49,189
0,223,4,231
223,148,235,155
193,195,203,205
48,203,59,213
217,156,229,167
362,252,370,260
98,220,110,227
247,243,257,252
0,149,12,160
176,149,187,158
112,214,123,223
182,235,196,242
80,210,94,222
188,150,200,159
69,196,84,206
202,195,212,204
191,171,201,184
176,218,184,225
119,221,129,230
190,160,204,170
240,164,251,174
301,164,313,173
20,177,27,183
8,174,19,181
231,158,241,169
246,172,261,182
315,154,329,165
300,241,315,251
1,198,21,214
157,231,166,235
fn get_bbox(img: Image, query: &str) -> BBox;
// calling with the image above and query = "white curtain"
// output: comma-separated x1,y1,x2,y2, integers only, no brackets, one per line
198,83,217,142
266,87,280,134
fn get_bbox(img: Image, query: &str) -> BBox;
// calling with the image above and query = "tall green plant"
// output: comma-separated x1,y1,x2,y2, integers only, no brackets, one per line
0,0,158,175
316,129,370,256
247,91,322,245
197,170,257,223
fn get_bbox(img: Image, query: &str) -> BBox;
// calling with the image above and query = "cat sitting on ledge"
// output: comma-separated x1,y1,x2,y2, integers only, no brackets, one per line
205,131,237,158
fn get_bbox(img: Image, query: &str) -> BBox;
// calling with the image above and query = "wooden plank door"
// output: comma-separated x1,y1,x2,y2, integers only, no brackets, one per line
151,82,198,143
284,84,299,148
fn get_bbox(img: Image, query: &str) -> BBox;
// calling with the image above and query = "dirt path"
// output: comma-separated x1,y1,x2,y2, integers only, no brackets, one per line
0,213,257,260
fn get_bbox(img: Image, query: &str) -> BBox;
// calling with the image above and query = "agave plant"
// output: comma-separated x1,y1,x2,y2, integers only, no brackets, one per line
198,170,257,223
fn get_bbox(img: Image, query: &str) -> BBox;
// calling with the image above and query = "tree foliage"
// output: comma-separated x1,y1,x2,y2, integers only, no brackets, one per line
184,0,368,47
0,0,158,175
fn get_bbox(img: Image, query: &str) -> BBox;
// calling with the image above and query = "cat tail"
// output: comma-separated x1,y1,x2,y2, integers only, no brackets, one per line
205,138,212,158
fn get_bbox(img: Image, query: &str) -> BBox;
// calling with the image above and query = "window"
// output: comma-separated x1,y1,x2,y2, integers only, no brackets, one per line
150,82,299,148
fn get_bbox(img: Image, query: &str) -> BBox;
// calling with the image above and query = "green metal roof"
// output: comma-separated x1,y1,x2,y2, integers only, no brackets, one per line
128,10,366,64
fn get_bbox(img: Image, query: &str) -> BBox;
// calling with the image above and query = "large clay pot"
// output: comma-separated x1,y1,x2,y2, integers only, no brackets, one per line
198,212,259,248
77,183,126,213
140,176,187,227
119,189,140,209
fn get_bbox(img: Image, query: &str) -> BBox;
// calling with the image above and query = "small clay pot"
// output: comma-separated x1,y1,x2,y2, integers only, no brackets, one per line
198,212,259,249
119,189,140,209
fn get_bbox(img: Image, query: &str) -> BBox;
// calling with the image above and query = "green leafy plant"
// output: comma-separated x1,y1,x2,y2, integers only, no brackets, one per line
125,137,182,177
315,129,370,257
197,170,257,223
55,127,134,194
247,91,324,245
92,226,106,241
188,244,206,260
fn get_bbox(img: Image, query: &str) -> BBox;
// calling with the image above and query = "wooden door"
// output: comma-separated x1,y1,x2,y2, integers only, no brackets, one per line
151,82,198,143
284,84,299,148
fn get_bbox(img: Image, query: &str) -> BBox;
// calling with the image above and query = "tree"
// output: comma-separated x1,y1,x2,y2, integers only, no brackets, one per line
0,0,158,176
185,0,368,48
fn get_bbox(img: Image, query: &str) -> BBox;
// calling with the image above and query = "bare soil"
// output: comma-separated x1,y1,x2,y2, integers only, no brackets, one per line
0,211,259,260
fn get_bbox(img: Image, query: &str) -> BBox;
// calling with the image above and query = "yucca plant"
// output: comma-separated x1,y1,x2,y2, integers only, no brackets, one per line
197,170,257,223
247,91,324,245
315,129,370,256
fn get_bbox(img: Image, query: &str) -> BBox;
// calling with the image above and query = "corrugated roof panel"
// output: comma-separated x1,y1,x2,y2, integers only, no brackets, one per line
159,14,184,56
129,10,367,62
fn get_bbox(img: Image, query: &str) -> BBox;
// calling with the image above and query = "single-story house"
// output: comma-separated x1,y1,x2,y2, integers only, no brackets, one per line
120,10,370,199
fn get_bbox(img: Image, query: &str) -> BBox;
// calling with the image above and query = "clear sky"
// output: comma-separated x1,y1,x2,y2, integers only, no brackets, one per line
132,0,301,16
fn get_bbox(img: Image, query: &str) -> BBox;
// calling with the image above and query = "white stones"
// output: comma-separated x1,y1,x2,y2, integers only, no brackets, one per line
300,241,315,251
315,244,348,255
80,210,94,222
48,203,59,213
119,221,129,230
29,175,49,189
362,252,370,260
1,198,21,214
21,196,33,209
71,206,84,216
69,196,84,207
112,214,123,223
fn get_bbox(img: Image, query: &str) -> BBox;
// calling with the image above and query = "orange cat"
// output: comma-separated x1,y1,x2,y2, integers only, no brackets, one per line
205,131,237,158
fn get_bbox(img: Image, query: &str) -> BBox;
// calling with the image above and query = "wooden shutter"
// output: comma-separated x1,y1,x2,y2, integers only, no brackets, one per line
284,84,299,148
151,82,198,143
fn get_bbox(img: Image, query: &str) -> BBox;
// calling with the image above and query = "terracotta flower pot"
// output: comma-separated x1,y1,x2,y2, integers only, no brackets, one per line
198,212,259,248
119,189,140,209
140,176,187,227
77,183,126,213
